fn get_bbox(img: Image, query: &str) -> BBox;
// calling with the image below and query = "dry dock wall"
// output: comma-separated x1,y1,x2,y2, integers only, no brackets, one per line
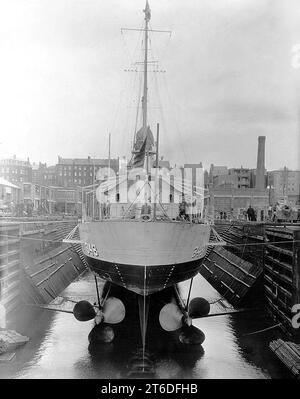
0,219,87,316
201,245,263,307
208,221,300,338
0,222,21,314
264,225,300,338
201,221,265,307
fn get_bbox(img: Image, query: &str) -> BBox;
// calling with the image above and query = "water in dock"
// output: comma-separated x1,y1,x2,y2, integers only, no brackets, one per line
0,271,290,379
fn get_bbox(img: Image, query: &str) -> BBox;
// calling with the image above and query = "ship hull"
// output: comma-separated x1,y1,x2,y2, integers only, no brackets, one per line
85,255,205,295
79,220,210,295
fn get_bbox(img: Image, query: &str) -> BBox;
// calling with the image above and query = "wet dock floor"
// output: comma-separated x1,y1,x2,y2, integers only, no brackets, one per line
0,271,290,379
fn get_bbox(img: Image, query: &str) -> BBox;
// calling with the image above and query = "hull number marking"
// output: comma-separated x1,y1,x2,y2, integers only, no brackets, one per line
84,243,99,258
192,246,205,259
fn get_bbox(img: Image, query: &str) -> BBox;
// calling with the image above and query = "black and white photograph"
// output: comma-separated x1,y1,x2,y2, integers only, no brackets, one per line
0,0,300,386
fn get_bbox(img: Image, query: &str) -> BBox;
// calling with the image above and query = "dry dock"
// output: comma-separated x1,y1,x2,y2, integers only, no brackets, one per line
0,218,299,378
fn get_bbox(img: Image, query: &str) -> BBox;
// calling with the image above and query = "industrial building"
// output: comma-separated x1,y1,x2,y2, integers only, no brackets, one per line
206,136,269,219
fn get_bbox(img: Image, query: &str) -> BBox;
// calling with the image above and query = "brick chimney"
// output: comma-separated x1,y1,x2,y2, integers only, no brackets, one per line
255,136,266,190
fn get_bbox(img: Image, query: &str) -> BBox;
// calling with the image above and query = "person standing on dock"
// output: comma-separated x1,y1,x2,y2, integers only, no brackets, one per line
246,205,256,221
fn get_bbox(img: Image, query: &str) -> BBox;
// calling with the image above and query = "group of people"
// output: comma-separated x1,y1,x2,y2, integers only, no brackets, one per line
219,211,228,220
217,206,257,221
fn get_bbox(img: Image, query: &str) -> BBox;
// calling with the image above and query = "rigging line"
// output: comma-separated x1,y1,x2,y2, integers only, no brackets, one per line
209,297,224,305
148,36,160,87
146,181,171,220
148,21,172,65
127,66,143,144
148,38,165,128
122,72,138,152
161,73,188,162
153,71,169,159
121,27,134,66
0,234,69,244
121,180,148,219
243,323,282,336
120,40,142,153
2,220,79,225
132,72,143,151
3,233,300,248
121,21,144,67
132,23,145,66
110,54,134,136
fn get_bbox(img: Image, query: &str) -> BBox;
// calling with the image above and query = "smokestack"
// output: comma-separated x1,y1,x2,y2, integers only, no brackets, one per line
255,136,266,190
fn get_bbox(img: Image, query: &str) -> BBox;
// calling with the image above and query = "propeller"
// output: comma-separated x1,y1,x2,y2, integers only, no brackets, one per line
96,297,126,325
188,297,210,319
159,297,210,332
179,324,205,345
73,297,125,325
73,300,96,322
159,303,184,332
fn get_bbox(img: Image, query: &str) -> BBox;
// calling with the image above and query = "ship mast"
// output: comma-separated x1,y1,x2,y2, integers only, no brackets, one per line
142,0,150,131
143,1,151,181
143,1,151,194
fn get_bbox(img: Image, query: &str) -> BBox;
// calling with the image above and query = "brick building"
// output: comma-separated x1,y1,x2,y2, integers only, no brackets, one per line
268,167,300,205
32,163,57,186
207,187,269,220
22,182,56,214
56,156,119,188
0,177,21,211
0,156,32,185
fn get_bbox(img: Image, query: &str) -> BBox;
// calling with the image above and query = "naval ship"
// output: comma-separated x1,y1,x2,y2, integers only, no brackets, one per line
78,1,210,296
64,2,221,350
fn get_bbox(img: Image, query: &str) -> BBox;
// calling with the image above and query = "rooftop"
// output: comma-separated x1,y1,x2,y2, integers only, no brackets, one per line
57,157,119,166
0,177,21,189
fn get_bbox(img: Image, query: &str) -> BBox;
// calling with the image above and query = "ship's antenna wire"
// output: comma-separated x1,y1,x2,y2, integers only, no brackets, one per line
162,72,188,163
132,72,143,151
148,21,172,64
118,23,144,155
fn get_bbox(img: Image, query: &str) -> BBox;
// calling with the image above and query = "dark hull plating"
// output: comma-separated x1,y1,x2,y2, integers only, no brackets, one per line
85,254,206,295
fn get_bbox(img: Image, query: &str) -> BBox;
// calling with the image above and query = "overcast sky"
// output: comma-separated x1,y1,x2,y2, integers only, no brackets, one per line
0,0,299,171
